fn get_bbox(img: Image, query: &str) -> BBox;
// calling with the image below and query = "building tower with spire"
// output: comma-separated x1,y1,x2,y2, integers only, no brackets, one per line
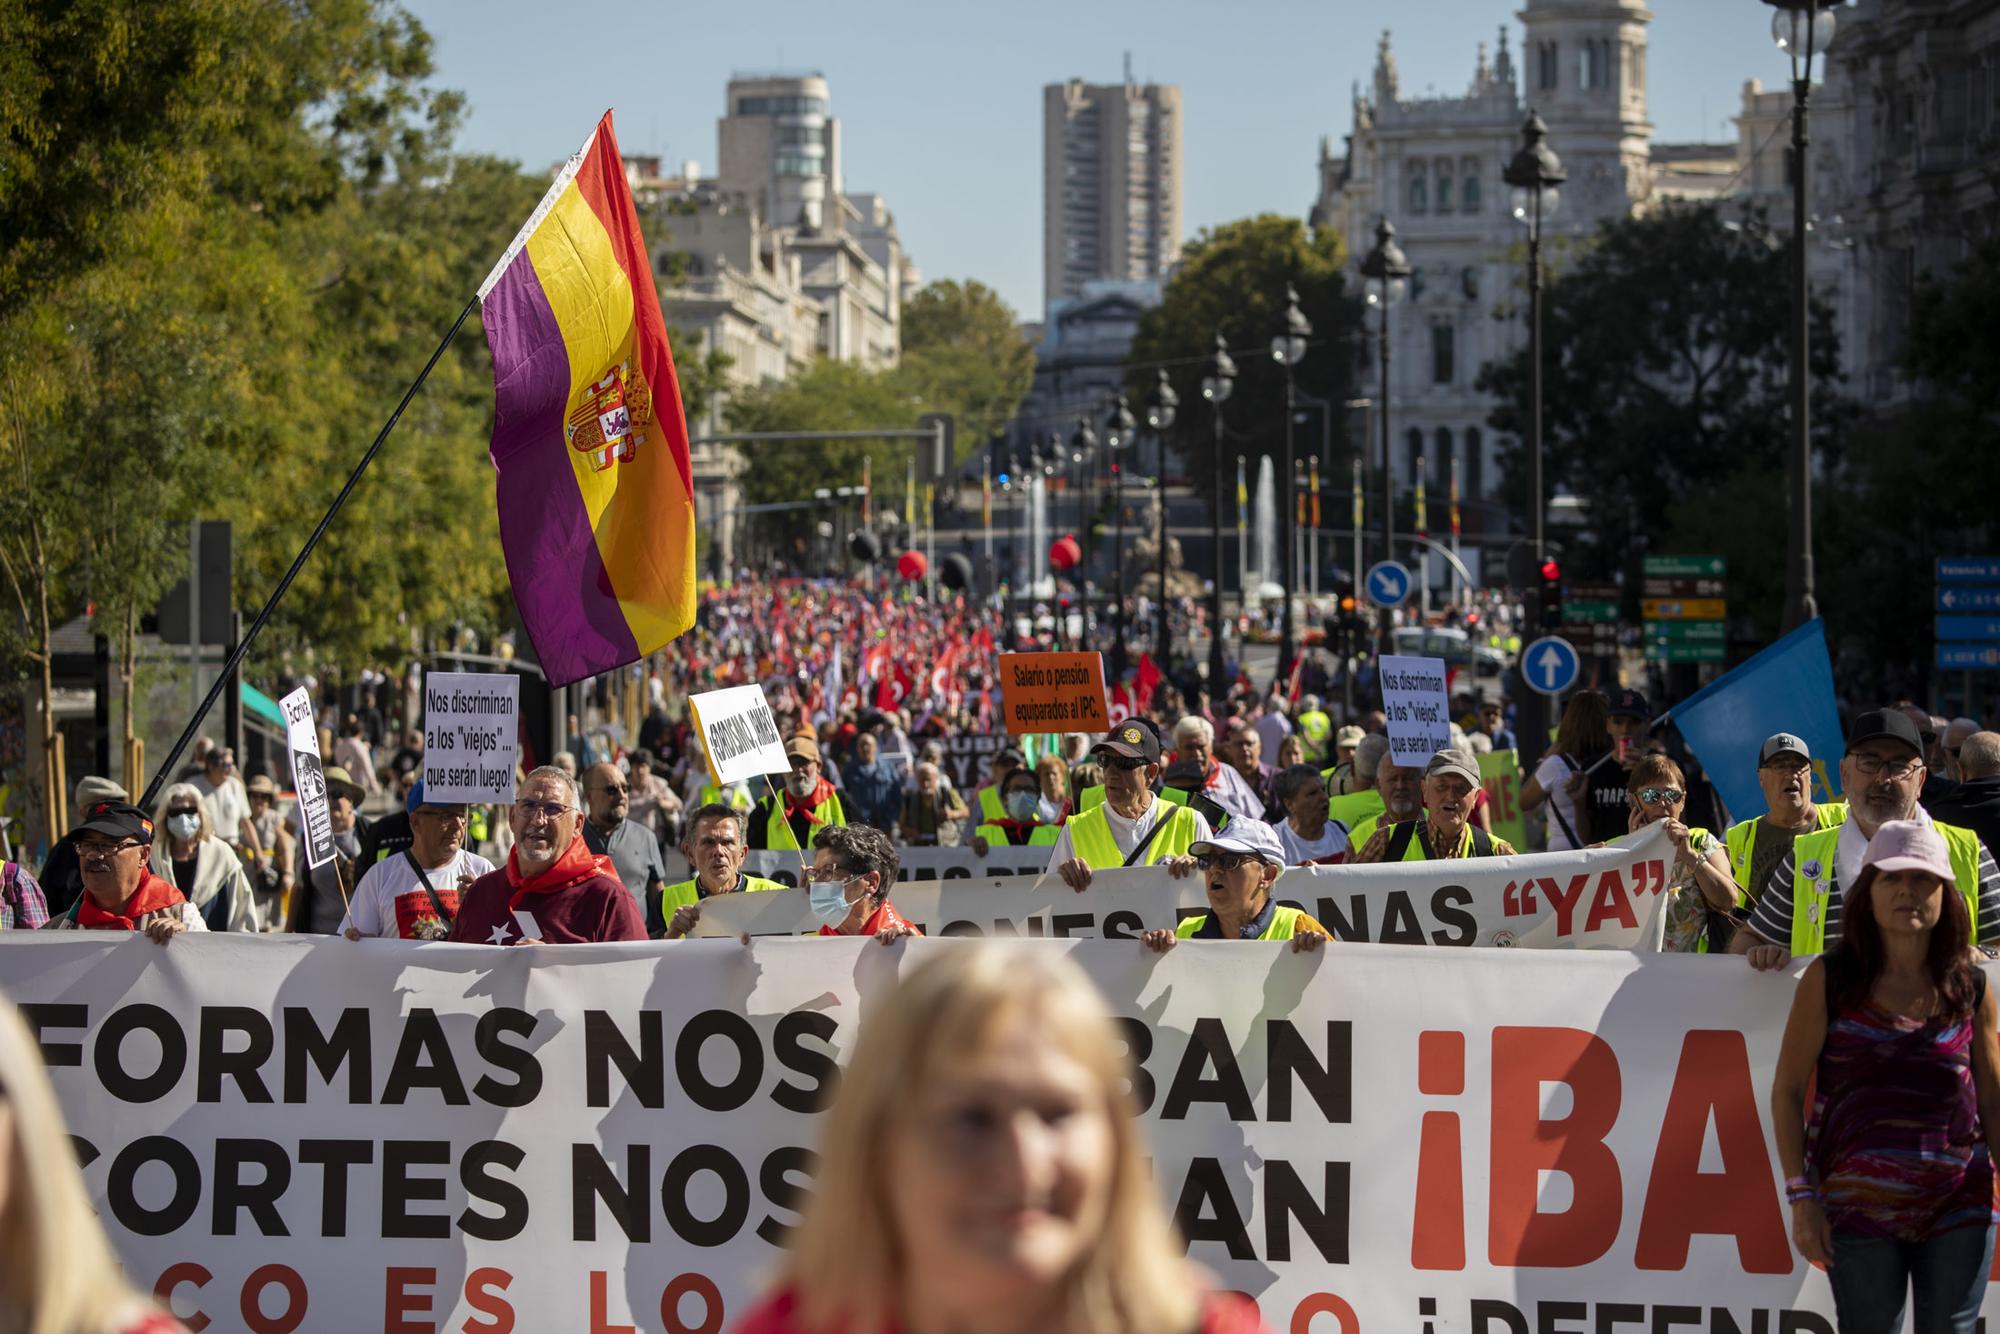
1309,4,1658,582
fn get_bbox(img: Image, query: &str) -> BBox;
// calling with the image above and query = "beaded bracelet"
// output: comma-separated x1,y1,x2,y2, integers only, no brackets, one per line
1785,1188,1819,1205
1784,1175,1812,1190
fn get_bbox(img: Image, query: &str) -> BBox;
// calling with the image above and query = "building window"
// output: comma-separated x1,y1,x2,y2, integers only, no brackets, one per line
1461,163,1481,212
1408,170,1428,215
1436,173,1454,212
1465,427,1484,498
1538,42,1558,91
1431,322,1455,384
1583,39,1608,91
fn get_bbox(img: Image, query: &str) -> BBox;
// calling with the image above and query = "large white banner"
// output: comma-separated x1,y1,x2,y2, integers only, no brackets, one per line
662,844,1054,888
700,824,1674,950
0,932,1921,1333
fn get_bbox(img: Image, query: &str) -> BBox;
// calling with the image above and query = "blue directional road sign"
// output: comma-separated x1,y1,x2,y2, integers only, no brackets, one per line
1938,586,2000,612
1938,615,2000,640
1939,644,2000,671
1520,635,1582,697
1938,558,2000,582
1365,560,1413,609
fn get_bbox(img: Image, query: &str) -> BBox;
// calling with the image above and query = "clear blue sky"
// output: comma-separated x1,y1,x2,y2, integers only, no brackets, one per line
405,0,1781,322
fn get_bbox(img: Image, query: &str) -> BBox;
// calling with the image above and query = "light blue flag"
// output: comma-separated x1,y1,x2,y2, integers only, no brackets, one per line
1667,619,1844,821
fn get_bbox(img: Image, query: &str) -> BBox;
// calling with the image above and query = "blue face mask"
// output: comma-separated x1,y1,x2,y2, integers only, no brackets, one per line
809,876,856,924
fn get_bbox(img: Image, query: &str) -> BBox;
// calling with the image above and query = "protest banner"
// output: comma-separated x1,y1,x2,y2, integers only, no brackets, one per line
997,651,1109,732
1478,748,1528,852
1379,655,1451,764
703,824,1671,949
278,687,336,870
421,671,520,803
662,843,1054,889
0,930,1925,1332
687,685,790,787
940,733,1011,791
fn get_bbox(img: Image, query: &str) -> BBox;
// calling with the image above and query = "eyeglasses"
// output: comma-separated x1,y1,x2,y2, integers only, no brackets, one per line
1194,852,1261,872
76,839,143,862
1848,753,1923,779
1636,787,1684,805
515,798,573,820
1761,756,1810,774
166,808,199,819
416,807,469,823
805,868,858,885
1105,756,1148,771
592,784,629,796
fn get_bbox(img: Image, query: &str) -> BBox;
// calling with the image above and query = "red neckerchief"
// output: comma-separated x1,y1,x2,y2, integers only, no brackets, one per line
504,834,615,913
77,869,185,930
989,817,1038,844
818,898,921,938
783,777,835,826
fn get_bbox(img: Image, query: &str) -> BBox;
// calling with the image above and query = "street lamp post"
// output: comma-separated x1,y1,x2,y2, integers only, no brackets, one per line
1068,417,1096,648
1765,0,1837,630
1201,332,1237,695
1103,394,1137,670
1145,370,1179,662
1503,111,1565,577
1359,219,1411,654
1271,284,1312,684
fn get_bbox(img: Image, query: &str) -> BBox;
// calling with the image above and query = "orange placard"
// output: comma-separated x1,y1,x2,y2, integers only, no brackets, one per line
998,652,1110,732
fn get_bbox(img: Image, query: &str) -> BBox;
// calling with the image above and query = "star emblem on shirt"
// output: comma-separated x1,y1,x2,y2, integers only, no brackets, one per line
487,924,512,945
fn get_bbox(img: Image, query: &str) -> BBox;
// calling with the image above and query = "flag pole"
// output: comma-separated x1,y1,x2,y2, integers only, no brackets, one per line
141,294,482,810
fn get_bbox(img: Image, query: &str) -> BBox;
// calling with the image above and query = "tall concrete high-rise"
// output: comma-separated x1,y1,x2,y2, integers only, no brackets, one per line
1043,73,1182,317
717,72,842,232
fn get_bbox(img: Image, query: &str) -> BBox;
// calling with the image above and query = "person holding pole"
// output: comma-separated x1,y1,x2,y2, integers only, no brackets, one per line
749,736,847,854
45,801,204,941
285,765,367,933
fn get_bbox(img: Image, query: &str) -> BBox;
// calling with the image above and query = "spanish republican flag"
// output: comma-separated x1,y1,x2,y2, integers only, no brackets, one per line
477,112,695,687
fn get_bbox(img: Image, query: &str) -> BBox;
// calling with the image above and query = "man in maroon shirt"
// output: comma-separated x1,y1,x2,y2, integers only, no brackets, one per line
449,766,647,945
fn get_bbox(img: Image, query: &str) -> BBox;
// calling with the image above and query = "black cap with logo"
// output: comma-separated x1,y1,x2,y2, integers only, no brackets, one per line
73,800,155,845
1093,722,1162,765
1847,709,1924,757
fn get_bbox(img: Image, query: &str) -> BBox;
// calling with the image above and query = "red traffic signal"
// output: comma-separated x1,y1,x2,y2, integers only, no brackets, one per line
1539,558,1561,584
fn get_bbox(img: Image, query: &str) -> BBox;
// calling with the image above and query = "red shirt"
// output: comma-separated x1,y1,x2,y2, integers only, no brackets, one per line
817,899,922,938
729,1285,1267,1333
447,867,646,944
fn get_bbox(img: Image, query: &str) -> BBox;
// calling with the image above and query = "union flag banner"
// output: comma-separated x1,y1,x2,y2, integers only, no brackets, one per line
477,112,696,686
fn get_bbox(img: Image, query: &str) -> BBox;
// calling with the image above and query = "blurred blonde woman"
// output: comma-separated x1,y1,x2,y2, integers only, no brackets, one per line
731,945,1267,1334
0,996,184,1333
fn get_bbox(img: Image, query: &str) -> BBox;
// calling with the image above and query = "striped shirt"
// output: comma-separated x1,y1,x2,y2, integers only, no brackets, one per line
1747,829,2000,949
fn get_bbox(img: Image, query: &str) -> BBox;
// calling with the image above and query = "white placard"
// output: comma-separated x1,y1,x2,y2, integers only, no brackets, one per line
1379,653,1451,764
278,687,336,870
421,671,520,803
689,684,789,786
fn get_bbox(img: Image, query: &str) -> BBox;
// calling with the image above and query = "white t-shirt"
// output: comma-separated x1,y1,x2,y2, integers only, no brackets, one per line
345,848,494,939
1036,796,1214,886
1280,818,1352,866
1533,753,1588,850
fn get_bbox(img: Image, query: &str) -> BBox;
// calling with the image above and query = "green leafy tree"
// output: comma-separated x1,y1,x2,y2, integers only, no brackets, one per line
1126,215,1363,512
1475,203,1847,636
896,279,1035,455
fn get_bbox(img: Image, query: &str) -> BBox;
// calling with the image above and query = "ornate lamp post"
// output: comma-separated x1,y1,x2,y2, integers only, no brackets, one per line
1358,218,1410,653
1503,111,1565,577
1270,283,1312,682
1201,332,1237,694
1764,0,1838,630
1144,370,1179,661
1103,393,1137,667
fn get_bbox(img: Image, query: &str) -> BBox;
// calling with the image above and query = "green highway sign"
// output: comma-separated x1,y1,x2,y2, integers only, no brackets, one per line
1644,620,1726,642
1644,554,1726,577
1644,643,1726,663
1564,600,1620,623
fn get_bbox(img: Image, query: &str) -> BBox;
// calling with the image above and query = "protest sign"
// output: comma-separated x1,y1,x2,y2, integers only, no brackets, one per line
940,733,1011,791
0,929,1924,1332
1379,654,1451,764
1479,747,1528,852
704,824,1671,949
278,687,336,870
997,651,1109,732
687,685,789,786
421,671,520,803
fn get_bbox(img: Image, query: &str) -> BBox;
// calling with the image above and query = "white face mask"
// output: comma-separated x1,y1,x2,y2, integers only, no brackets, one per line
1005,791,1040,821
167,813,201,841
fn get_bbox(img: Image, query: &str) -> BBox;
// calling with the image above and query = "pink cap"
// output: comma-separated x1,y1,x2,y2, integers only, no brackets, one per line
1860,820,1954,881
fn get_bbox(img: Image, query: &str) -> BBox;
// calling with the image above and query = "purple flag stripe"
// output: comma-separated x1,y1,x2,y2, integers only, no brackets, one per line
483,251,639,685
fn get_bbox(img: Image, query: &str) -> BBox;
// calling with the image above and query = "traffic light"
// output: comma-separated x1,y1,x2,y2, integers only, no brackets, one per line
1539,556,1563,632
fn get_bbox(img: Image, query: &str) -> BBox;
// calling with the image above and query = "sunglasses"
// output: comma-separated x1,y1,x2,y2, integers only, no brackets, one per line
1635,787,1684,805
1194,852,1262,872
1105,755,1149,771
